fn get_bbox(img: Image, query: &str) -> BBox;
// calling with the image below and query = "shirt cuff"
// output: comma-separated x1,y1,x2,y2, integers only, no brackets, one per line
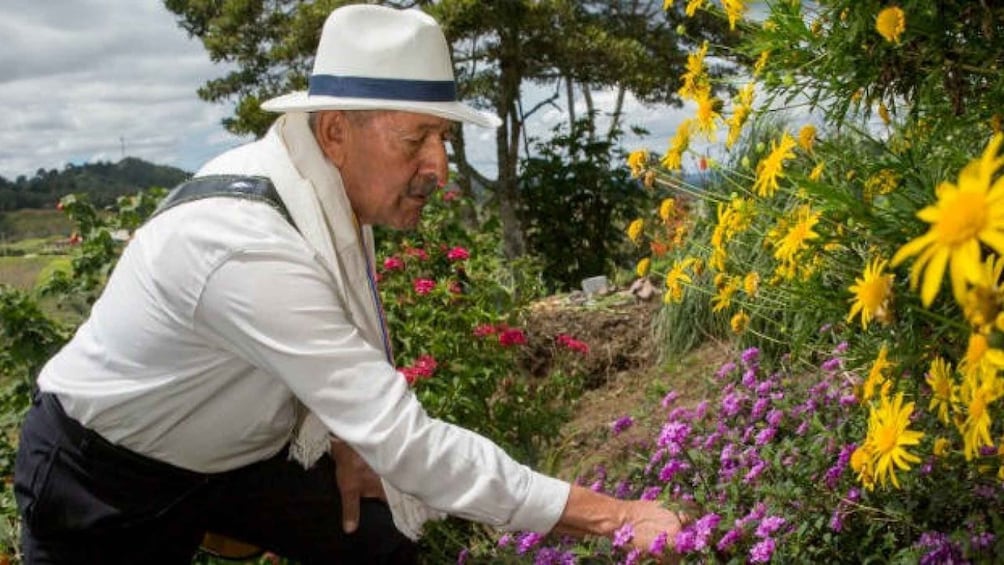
505,472,571,533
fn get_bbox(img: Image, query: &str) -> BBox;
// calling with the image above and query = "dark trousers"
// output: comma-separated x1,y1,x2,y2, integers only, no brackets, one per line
14,393,417,565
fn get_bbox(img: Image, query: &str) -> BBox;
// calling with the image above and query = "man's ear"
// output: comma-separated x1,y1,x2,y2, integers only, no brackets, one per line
314,111,350,167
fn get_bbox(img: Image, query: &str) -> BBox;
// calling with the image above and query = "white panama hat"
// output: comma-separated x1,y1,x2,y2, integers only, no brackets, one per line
261,4,501,129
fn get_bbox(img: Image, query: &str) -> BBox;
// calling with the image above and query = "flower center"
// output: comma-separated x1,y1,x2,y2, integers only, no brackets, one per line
860,278,890,310
875,425,900,454
937,191,987,245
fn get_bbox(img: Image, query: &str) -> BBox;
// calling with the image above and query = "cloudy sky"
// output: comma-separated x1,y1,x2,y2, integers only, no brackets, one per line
0,1,690,182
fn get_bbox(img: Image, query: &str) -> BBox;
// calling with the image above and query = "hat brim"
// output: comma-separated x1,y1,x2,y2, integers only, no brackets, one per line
261,91,502,128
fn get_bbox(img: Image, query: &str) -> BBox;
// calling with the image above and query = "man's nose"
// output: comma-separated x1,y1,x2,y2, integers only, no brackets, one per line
420,137,449,187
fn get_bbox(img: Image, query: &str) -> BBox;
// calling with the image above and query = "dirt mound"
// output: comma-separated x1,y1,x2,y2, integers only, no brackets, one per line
520,292,661,389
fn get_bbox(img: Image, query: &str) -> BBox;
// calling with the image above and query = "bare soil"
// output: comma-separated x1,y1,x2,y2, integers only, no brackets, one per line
521,291,733,482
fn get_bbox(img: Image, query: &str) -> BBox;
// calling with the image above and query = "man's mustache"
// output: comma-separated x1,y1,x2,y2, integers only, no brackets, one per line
406,174,440,199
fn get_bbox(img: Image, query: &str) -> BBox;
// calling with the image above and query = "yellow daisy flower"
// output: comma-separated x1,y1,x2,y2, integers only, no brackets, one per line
809,162,825,182
959,254,1004,330
850,443,876,491
636,257,651,278
627,150,648,178
960,332,1004,382
627,218,645,244
659,198,676,223
730,309,750,333
678,42,708,100
711,276,740,313
933,437,951,457
847,257,895,330
891,134,1004,307
925,356,955,424
753,50,770,77
664,259,693,303
743,272,760,296
722,0,747,30
862,344,894,402
958,367,1003,460
773,205,820,264
694,87,720,137
661,120,692,171
685,0,707,17
797,124,816,153
875,6,906,44
754,133,797,198
864,391,924,489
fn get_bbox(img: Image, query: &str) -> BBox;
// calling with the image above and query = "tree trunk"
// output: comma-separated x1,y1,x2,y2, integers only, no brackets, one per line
495,26,525,260
449,127,482,230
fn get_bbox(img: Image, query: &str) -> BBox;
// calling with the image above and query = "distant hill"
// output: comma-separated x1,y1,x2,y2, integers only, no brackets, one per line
0,157,191,211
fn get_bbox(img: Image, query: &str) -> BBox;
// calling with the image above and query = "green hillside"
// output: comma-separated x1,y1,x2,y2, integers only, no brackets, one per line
0,157,189,211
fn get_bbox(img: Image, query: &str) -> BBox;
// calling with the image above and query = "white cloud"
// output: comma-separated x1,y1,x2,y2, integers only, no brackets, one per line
0,1,702,182
0,1,245,180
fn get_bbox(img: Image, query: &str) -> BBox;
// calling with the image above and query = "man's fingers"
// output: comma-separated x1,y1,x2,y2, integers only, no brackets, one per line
341,484,361,533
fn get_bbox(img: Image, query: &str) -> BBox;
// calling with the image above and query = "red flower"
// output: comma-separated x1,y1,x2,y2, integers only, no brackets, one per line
446,246,470,262
556,333,590,354
400,354,438,385
383,256,405,271
442,190,461,202
405,247,429,261
68,233,81,246
473,324,498,337
498,328,527,347
413,278,436,295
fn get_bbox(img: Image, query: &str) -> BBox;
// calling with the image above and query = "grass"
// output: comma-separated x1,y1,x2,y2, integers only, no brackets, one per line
0,256,60,290
0,210,71,241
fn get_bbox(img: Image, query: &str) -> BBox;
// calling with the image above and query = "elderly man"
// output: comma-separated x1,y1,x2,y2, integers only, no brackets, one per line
14,5,685,564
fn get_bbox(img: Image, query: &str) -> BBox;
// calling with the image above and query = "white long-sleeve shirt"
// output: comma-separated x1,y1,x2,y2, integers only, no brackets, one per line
37,195,569,532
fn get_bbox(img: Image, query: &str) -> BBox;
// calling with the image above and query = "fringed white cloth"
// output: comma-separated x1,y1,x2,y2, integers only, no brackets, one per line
270,112,446,539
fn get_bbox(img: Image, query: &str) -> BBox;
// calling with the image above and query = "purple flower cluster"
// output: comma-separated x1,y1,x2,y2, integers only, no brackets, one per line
675,513,722,553
484,343,878,563
916,531,965,565
611,415,635,436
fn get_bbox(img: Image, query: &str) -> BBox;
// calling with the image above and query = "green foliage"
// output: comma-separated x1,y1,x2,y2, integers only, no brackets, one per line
375,190,594,564
519,119,648,292
376,190,578,465
39,190,165,312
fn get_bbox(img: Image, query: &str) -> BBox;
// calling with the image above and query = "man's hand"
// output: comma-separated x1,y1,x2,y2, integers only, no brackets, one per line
621,499,690,561
553,486,692,563
329,437,386,533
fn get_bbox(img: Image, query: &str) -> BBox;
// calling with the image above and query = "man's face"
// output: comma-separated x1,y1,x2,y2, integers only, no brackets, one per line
322,110,452,230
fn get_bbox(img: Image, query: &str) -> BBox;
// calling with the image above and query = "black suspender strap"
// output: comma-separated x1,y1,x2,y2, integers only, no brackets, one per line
151,174,297,230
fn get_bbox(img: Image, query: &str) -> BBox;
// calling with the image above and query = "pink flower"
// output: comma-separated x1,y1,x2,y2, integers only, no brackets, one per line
413,278,436,295
442,189,461,202
399,354,438,385
446,246,470,261
473,324,498,337
383,256,405,271
405,247,429,261
498,328,527,347
556,333,590,354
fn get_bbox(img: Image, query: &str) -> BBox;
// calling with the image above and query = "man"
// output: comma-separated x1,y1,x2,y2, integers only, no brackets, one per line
14,5,685,564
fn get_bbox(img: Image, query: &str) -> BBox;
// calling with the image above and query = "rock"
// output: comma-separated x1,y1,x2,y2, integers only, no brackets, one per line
628,278,657,301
